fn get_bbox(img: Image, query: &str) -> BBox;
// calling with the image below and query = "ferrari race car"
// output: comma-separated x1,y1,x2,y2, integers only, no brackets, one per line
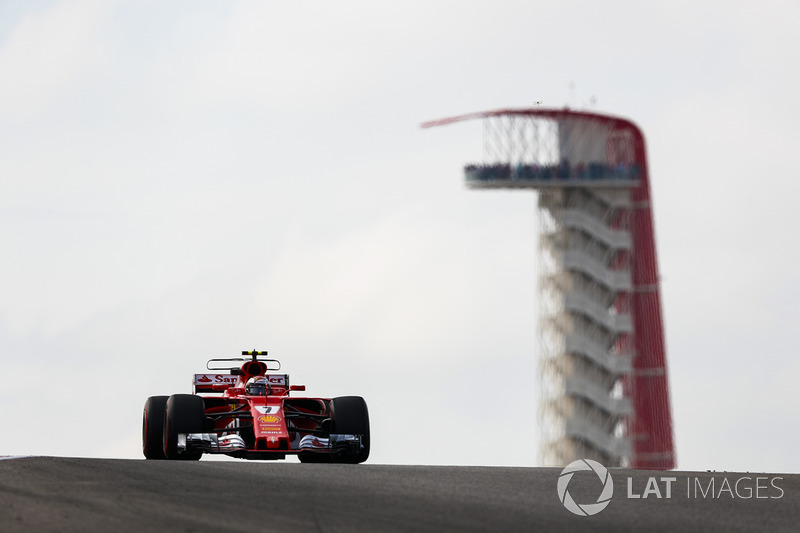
142,350,369,463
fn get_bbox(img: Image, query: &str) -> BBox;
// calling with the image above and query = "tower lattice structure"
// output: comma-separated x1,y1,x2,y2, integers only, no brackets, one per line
423,108,675,469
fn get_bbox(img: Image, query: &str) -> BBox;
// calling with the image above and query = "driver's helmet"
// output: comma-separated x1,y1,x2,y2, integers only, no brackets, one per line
245,377,267,396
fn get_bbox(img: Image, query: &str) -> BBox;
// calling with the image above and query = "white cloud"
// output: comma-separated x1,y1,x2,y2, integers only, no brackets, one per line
0,0,113,116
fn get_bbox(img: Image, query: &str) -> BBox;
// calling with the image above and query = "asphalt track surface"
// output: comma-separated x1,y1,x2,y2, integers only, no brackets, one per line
0,457,798,532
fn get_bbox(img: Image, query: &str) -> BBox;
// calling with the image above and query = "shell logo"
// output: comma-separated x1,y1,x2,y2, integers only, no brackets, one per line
258,415,281,424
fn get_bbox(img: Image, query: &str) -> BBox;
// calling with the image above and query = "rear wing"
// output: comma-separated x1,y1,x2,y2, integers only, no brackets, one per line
195,351,286,393
206,355,281,372
193,373,292,394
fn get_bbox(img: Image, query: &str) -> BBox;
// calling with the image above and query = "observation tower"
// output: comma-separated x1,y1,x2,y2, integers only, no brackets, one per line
423,108,675,469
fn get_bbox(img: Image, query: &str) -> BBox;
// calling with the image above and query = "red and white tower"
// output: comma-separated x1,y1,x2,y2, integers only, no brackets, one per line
424,108,675,469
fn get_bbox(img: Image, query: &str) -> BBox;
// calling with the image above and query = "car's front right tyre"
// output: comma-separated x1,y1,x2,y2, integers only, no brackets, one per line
142,395,169,459
163,394,205,461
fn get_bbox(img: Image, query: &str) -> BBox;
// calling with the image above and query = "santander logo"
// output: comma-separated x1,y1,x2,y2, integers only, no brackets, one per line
194,374,239,385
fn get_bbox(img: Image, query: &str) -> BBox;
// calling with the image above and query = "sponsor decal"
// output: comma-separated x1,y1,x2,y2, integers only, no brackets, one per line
265,375,286,386
259,415,281,424
194,374,238,385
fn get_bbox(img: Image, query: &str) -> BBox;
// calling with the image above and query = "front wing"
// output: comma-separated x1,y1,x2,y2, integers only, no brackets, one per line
179,433,364,456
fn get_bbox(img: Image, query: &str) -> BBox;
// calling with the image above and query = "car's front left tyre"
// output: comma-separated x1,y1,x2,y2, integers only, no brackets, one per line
163,394,205,461
330,396,370,464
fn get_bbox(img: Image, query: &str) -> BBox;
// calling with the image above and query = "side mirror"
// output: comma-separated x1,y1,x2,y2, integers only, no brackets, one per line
290,385,306,392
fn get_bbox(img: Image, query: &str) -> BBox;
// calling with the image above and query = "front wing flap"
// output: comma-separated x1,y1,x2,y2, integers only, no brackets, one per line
180,432,364,456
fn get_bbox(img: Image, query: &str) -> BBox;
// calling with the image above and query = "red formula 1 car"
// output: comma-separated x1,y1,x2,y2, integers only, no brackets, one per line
142,351,369,463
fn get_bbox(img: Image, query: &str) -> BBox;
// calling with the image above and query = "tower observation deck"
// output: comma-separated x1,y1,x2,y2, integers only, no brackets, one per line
423,108,675,469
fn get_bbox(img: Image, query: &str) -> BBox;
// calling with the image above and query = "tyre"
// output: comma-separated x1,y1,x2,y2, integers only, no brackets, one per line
142,396,168,459
163,394,205,460
330,396,370,464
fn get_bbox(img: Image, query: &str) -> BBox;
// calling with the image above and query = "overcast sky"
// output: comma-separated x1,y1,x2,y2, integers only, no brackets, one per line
1,0,799,472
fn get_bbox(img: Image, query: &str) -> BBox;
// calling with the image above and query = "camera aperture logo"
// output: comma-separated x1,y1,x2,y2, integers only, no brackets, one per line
557,459,614,516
